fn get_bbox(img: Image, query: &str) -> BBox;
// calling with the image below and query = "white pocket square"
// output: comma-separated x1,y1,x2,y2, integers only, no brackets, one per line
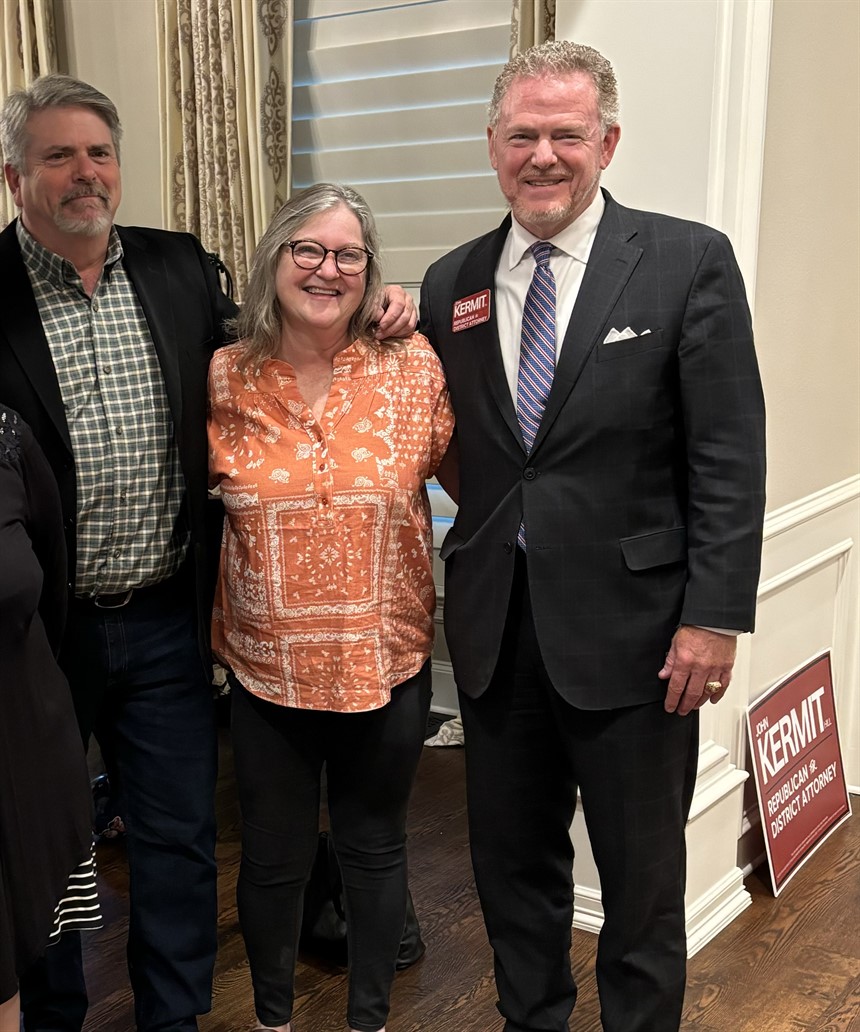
603,326,651,343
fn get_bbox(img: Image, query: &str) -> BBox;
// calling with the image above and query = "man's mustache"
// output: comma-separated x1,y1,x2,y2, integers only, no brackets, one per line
517,169,572,183
61,186,109,205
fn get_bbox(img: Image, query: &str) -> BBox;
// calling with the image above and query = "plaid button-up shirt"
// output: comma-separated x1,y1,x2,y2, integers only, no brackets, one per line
18,221,187,595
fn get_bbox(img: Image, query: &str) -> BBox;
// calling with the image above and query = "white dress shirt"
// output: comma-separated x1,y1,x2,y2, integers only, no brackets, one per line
495,190,605,401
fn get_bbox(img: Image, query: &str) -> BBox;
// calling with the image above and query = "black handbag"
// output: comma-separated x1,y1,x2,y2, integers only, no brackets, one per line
300,831,425,970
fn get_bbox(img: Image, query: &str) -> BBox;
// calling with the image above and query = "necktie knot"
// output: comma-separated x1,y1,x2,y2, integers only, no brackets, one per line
531,241,553,269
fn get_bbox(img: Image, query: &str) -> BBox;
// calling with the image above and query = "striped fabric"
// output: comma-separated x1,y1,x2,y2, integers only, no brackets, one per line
516,241,556,549
47,844,102,942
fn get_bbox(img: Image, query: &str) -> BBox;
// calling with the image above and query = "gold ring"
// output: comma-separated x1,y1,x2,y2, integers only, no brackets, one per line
704,681,722,695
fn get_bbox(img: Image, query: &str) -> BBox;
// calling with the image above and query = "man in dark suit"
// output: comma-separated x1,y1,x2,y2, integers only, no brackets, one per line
0,75,416,1032
420,42,766,1032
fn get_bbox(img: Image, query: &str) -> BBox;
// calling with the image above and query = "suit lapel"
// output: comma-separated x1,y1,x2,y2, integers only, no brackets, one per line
530,193,643,454
119,227,184,425
0,221,73,452
451,215,524,450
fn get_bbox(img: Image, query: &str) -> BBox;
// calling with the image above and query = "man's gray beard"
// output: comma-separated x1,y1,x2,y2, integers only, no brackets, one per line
54,205,113,237
513,199,577,228
510,171,602,232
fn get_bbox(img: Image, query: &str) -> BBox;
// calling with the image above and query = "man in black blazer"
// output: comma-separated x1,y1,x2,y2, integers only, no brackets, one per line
420,42,766,1032
0,75,416,1032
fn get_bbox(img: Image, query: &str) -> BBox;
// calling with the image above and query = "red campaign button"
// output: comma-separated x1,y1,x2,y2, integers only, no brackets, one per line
452,289,491,333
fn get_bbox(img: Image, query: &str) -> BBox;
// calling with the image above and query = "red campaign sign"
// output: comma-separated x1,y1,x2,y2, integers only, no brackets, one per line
747,651,851,895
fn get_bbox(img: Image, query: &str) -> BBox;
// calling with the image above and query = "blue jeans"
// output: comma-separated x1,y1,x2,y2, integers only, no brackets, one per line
21,573,218,1032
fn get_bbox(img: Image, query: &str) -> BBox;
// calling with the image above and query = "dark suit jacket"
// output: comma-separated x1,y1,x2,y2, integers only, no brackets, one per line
419,190,766,708
0,219,238,657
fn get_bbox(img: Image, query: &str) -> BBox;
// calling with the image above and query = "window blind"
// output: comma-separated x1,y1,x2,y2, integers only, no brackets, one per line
292,0,509,287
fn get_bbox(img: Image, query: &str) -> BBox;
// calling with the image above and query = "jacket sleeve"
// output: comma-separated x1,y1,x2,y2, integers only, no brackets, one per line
21,422,68,655
676,232,766,631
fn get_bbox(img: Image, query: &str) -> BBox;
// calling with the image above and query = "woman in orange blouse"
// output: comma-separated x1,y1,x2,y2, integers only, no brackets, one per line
208,183,455,1032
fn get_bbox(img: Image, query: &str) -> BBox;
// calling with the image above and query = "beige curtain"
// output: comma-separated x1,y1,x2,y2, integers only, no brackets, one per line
510,0,556,56
156,0,292,299
0,0,57,226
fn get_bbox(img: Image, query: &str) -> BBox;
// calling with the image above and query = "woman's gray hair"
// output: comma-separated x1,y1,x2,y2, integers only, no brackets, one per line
0,74,122,171
233,182,391,370
488,41,620,133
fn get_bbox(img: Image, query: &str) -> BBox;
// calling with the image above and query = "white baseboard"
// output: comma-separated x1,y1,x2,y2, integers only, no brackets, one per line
429,659,459,716
572,882,604,936
573,865,752,960
685,867,751,957
738,803,767,876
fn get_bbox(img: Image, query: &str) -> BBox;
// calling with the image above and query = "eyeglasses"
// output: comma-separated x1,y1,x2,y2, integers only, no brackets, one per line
284,239,372,275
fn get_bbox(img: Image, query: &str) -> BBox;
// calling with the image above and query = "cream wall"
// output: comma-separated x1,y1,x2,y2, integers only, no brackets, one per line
56,0,162,228
747,0,859,821
557,0,720,227
754,0,860,513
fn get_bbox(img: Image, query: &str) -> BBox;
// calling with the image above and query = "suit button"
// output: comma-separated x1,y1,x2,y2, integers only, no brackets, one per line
503,541,513,554
64,516,76,530
523,467,536,480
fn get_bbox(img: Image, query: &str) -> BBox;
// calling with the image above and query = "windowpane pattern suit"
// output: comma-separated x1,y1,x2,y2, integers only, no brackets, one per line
419,190,766,1032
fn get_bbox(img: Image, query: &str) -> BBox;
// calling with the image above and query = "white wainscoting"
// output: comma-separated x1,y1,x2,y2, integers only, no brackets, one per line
428,476,860,951
736,475,860,875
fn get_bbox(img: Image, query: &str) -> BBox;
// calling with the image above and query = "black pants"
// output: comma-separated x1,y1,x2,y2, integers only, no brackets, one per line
459,555,699,1032
231,662,431,1032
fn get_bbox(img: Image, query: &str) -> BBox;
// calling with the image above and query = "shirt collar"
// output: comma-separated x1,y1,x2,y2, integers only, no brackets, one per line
258,338,369,390
506,188,606,270
16,218,124,291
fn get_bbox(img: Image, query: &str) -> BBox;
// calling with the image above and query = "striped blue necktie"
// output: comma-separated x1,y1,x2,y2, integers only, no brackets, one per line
516,241,556,549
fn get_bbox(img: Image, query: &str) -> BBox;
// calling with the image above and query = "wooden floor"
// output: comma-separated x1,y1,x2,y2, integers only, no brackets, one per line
83,731,860,1032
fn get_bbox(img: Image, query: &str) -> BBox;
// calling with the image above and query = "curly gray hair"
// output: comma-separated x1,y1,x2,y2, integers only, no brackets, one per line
488,40,619,132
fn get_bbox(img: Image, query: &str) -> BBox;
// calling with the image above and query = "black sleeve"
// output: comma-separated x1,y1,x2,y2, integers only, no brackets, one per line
21,423,68,654
190,235,240,350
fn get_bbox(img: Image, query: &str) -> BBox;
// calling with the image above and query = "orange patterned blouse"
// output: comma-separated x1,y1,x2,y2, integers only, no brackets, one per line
208,333,454,712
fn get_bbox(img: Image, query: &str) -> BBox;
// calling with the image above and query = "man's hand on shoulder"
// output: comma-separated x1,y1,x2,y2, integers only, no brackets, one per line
659,625,737,716
374,284,417,340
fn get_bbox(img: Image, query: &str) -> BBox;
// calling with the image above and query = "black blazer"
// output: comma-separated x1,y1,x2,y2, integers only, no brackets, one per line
419,191,766,708
0,220,238,656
